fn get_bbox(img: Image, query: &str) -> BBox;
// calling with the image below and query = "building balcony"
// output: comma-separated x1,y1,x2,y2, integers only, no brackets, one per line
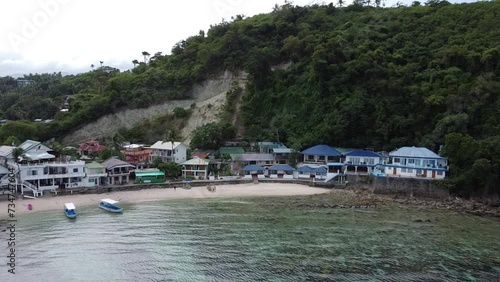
22,172,86,181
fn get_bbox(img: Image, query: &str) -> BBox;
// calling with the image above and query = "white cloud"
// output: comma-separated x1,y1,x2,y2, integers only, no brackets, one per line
0,0,479,76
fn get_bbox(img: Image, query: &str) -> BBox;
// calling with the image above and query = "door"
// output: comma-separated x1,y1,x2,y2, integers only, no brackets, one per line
424,170,428,178
393,167,397,175
432,171,436,179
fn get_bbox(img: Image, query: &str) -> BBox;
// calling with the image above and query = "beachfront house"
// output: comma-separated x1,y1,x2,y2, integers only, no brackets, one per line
17,159,87,195
384,146,448,179
301,145,341,164
181,157,210,180
242,164,266,179
268,164,296,179
231,153,275,174
83,161,108,187
122,144,151,169
149,141,188,164
343,150,383,175
297,165,328,180
102,157,135,185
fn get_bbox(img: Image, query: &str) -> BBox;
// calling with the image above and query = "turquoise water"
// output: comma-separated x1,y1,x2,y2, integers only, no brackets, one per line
1,197,500,281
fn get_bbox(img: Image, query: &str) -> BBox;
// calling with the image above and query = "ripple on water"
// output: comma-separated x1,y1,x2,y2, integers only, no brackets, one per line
8,198,500,281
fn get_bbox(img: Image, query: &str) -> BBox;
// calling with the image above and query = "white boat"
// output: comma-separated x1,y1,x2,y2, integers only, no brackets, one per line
99,198,123,213
64,203,77,219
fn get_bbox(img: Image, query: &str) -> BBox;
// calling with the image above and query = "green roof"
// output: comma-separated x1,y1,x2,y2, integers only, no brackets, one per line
219,147,245,155
135,171,165,177
85,161,105,169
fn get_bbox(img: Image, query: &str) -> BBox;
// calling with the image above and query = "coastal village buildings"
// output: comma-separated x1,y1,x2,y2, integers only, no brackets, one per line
0,137,450,197
181,157,210,180
382,147,448,180
343,150,384,175
149,141,188,164
78,140,107,159
102,157,135,185
84,162,108,186
301,145,342,164
122,144,151,169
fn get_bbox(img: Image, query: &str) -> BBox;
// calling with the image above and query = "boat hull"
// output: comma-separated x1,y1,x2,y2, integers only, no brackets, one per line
99,204,123,213
64,210,77,219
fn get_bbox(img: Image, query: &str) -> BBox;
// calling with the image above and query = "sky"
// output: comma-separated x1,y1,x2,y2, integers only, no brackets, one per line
0,0,478,77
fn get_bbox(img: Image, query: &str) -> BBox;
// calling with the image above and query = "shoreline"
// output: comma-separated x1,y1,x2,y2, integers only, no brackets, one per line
0,183,330,217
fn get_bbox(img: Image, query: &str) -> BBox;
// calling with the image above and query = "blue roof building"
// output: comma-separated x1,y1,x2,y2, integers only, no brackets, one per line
343,150,384,175
300,145,341,164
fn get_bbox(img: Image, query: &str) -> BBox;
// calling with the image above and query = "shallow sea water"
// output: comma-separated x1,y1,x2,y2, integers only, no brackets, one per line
1,197,499,281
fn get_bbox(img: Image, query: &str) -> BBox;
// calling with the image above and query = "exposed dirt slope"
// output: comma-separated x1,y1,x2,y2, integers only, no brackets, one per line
62,71,247,145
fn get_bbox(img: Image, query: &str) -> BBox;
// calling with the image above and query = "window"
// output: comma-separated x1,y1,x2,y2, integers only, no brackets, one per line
415,159,421,166
437,171,443,176
407,169,413,173
31,170,37,175
73,168,78,173
407,159,415,164
351,157,361,164
393,158,400,163
366,158,375,165
401,168,407,173
416,169,423,175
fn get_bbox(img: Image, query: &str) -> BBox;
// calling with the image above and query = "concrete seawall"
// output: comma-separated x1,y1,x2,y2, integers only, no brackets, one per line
345,174,449,198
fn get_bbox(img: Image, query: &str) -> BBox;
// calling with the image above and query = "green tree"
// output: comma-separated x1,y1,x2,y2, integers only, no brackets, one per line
157,162,182,178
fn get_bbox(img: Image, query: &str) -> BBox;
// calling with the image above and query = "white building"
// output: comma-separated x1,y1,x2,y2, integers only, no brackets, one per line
0,140,109,196
149,141,188,164
383,146,448,180
181,157,210,180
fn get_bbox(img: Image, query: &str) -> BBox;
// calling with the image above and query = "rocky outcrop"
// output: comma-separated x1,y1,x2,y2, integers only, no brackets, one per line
62,71,247,145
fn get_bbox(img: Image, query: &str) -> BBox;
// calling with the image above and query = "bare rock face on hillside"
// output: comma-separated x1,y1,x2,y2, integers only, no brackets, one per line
62,71,247,145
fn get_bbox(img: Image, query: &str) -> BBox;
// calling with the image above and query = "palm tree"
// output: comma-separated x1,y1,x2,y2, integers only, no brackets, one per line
132,59,139,68
142,51,150,64
99,61,104,67
90,64,95,71
12,147,24,163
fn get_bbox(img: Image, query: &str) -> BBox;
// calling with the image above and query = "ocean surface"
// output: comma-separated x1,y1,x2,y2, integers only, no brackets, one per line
1,197,500,282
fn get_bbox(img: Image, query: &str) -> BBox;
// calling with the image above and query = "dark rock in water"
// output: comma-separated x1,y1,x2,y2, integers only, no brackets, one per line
414,219,423,223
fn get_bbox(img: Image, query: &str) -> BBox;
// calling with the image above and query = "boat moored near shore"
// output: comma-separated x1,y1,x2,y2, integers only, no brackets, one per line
64,203,77,218
99,198,123,213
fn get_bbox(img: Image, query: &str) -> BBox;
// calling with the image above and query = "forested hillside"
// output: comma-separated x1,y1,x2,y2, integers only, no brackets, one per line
0,0,499,197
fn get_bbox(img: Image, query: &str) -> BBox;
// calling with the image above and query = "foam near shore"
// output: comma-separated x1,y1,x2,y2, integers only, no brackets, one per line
0,183,330,217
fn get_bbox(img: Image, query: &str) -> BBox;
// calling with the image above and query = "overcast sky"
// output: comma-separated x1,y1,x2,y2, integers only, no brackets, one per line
0,0,478,77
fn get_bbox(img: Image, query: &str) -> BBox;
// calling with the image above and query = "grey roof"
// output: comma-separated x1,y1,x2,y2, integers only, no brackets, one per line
102,157,135,169
272,148,294,154
390,147,443,159
23,151,55,161
0,146,15,157
0,165,8,174
231,153,275,162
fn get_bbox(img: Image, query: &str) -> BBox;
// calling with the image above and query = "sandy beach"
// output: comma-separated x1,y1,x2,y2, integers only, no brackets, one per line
0,183,329,217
